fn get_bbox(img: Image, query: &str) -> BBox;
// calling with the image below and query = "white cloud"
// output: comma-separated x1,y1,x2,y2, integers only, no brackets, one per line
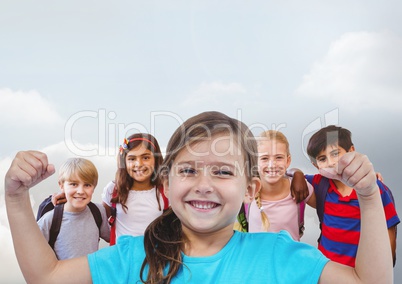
0,217,25,283
181,82,247,107
295,31,402,111
0,88,64,127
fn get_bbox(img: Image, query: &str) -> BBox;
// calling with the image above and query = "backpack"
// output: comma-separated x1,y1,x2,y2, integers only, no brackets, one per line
36,195,102,249
108,184,169,246
236,200,306,238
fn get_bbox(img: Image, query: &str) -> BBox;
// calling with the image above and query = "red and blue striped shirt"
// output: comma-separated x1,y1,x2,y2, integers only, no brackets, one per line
306,174,400,267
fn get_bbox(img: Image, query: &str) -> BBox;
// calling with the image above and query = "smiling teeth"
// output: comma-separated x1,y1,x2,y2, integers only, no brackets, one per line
191,201,217,209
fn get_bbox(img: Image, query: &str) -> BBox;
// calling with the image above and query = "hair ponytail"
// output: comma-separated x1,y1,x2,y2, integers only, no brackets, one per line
255,192,270,231
141,209,183,284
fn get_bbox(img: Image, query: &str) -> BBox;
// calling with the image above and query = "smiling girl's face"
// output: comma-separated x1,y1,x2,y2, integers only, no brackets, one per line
164,134,258,238
125,144,155,186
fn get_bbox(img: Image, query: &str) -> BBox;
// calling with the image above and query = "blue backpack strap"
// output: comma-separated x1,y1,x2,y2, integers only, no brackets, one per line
314,176,330,243
48,203,64,249
315,176,330,224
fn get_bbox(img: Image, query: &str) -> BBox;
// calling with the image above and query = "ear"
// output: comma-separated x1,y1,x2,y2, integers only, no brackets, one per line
244,177,261,203
162,179,169,198
58,181,65,192
286,154,292,168
348,145,355,152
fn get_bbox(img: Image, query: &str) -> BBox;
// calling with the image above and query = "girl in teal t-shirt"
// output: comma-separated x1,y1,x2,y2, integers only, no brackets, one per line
5,111,393,283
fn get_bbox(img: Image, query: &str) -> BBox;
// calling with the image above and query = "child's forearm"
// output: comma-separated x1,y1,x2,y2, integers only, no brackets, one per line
286,167,304,177
287,168,310,203
319,152,393,283
5,151,92,283
354,189,392,283
6,191,60,283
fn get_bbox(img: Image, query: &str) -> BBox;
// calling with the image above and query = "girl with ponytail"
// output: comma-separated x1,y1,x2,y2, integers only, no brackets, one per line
247,130,314,241
6,111,390,283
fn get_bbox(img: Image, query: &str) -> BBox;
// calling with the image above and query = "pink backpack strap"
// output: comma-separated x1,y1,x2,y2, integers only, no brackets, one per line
298,200,306,238
244,202,250,219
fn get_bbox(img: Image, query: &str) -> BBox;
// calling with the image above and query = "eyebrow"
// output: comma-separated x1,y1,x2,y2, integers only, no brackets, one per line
176,161,236,168
127,153,152,158
258,153,286,157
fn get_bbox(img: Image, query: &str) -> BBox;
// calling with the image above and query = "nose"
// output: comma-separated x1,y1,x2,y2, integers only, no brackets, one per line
195,173,214,195
133,158,141,167
76,185,84,194
327,157,337,168
268,158,275,168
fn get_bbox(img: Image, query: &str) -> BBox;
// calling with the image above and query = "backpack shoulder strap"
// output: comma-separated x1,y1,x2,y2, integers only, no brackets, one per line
109,185,118,222
236,203,249,232
87,202,102,231
298,200,306,238
48,203,64,249
36,195,55,221
159,185,169,211
315,176,330,224
244,202,250,219
109,185,118,246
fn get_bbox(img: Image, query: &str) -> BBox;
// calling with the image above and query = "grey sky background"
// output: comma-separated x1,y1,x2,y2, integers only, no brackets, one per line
1,1,402,282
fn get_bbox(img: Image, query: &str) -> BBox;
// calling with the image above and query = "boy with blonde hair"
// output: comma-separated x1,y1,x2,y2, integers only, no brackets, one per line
37,158,110,260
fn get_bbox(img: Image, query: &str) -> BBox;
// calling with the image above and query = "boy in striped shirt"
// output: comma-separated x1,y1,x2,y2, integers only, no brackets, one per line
305,125,399,267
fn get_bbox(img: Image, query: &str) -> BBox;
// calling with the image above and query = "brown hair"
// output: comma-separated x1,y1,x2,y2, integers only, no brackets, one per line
140,111,259,283
307,125,353,165
113,133,164,211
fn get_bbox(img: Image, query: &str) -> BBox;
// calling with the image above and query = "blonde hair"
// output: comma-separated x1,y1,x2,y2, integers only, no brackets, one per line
258,130,290,155
58,158,98,187
256,130,290,231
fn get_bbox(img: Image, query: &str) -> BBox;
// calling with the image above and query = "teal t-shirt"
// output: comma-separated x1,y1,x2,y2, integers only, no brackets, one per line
88,230,328,283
